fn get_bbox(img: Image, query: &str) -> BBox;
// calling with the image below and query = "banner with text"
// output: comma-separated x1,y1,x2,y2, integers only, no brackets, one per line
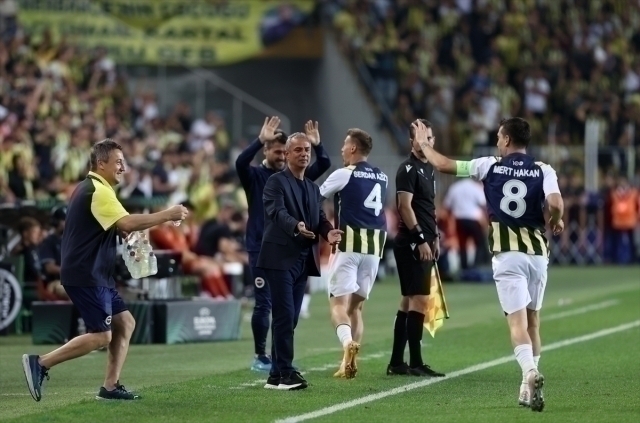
19,0,315,66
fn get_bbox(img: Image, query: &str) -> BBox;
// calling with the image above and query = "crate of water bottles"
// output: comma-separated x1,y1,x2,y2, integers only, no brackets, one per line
123,231,158,279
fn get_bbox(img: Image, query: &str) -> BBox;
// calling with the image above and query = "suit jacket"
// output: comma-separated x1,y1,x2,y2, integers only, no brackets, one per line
257,167,333,276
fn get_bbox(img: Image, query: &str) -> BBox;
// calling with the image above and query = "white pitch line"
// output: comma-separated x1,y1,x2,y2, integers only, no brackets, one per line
0,392,60,396
231,300,620,391
545,299,620,321
230,352,388,389
274,320,640,423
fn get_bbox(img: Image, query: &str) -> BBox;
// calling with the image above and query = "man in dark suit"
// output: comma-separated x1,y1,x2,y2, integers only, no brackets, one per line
258,133,343,391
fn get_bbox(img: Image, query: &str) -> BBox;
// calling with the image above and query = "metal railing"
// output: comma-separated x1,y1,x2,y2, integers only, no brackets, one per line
353,62,407,150
122,64,291,142
186,67,292,138
549,220,603,265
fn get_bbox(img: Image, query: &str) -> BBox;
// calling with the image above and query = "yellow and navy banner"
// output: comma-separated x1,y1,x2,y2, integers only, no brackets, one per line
19,0,315,66
424,263,450,338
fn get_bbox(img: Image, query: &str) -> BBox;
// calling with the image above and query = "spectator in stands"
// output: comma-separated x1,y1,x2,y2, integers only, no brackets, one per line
0,0,18,42
0,168,14,203
443,178,488,270
10,216,42,286
600,172,617,263
151,149,178,198
7,154,35,200
188,111,219,155
149,203,233,300
566,173,587,263
610,175,639,264
329,0,640,177
196,201,246,261
38,205,68,300
435,206,455,282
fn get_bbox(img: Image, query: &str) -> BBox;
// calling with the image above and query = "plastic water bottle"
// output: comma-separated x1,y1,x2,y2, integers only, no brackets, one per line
123,231,158,279
149,252,158,276
123,245,130,266
140,233,151,277
132,257,142,279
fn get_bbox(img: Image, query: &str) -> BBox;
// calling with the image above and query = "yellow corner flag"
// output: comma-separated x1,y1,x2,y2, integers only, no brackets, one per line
424,263,450,338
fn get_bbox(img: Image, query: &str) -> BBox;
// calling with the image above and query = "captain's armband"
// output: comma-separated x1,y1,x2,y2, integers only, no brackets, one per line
455,161,472,177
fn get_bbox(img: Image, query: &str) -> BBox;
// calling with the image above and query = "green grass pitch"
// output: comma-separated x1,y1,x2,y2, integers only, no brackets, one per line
1,266,639,423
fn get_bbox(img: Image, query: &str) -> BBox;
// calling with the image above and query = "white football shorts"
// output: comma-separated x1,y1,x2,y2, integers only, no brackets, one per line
327,251,380,299
491,251,548,315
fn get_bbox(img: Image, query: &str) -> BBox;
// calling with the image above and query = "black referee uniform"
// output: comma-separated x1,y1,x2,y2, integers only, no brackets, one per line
394,155,438,292
387,152,444,377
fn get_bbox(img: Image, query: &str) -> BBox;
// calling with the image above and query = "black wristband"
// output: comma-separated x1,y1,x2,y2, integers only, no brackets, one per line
410,226,427,245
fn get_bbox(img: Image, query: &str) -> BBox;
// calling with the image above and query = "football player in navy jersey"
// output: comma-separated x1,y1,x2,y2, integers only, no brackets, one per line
319,129,388,379
413,118,565,412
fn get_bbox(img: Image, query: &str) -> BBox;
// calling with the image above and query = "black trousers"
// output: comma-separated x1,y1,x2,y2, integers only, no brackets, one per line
455,219,488,269
263,252,308,377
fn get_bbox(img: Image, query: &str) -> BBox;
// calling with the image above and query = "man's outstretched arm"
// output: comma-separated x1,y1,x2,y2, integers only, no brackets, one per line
415,139,496,181
416,142,458,175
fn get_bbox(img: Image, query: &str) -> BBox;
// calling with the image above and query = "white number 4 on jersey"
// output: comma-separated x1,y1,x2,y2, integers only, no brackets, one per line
364,183,383,216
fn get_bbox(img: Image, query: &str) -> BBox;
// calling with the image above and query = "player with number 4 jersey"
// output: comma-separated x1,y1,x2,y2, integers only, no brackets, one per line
319,129,387,379
414,118,565,413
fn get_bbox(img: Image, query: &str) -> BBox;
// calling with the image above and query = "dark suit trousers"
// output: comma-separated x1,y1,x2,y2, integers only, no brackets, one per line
265,250,309,377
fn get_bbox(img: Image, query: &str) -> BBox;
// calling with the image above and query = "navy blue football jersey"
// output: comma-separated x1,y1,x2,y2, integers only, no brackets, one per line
320,161,387,257
466,153,560,256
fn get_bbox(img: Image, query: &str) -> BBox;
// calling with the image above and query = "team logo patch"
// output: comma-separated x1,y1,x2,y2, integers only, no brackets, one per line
0,268,22,332
255,277,265,288
105,316,112,325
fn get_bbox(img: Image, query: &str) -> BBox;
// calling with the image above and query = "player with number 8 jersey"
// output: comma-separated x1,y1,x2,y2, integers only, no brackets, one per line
414,117,565,412
319,129,387,379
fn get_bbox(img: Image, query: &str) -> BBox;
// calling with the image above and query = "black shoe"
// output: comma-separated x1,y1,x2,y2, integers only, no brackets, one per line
264,375,280,389
21,354,49,402
408,364,446,377
386,362,410,376
96,382,140,400
277,371,308,390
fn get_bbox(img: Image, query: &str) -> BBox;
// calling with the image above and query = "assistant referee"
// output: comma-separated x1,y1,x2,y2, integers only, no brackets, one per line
22,139,187,402
386,119,446,377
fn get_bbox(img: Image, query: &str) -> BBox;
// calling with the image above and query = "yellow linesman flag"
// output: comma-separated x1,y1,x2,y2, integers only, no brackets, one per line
424,263,450,337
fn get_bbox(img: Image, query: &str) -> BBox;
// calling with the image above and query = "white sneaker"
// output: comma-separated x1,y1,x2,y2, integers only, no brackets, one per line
526,370,545,412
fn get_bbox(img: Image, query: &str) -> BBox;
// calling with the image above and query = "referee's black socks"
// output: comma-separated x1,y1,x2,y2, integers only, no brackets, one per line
406,310,425,368
390,310,408,366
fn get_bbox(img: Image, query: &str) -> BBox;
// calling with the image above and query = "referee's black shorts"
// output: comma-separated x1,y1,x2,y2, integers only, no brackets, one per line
393,239,436,296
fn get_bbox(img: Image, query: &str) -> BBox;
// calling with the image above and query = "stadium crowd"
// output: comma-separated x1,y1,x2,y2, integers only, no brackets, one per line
1,1,639,309
0,16,253,300
329,0,640,166
329,0,640,264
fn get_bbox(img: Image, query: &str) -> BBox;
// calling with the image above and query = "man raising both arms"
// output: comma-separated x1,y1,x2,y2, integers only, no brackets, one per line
235,117,330,372
413,118,564,412
319,129,387,379
22,139,188,401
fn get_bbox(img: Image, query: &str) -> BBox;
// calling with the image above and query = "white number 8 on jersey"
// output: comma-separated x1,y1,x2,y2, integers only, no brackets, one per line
500,179,527,218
